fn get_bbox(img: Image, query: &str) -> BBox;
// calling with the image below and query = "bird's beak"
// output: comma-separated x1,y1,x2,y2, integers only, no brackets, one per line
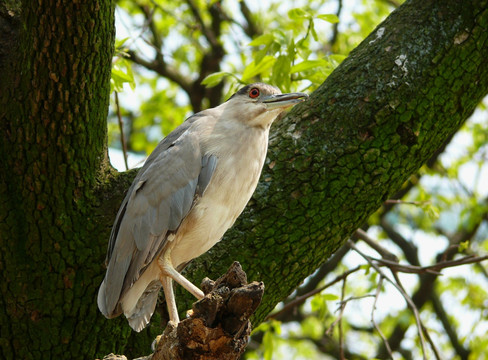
261,92,309,110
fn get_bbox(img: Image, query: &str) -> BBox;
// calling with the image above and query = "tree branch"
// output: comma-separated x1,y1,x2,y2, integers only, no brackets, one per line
127,49,193,95
239,1,261,38
347,241,429,360
178,0,488,333
184,0,218,47
431,292,470,360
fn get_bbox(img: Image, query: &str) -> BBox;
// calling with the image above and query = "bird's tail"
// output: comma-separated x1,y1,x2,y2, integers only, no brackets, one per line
125,280,162,332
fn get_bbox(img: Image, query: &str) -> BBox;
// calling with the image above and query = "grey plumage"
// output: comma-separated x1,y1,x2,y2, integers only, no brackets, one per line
98,83,308,331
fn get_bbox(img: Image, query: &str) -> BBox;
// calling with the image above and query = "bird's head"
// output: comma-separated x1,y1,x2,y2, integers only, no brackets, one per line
224,83,308,129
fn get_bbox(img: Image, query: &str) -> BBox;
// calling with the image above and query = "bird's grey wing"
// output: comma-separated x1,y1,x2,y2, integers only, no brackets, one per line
99,119,217,318
105,113,203,263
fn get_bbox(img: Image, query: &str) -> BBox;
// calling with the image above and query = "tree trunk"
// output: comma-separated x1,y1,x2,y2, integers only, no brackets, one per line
0,0,125,359
0,0,487,359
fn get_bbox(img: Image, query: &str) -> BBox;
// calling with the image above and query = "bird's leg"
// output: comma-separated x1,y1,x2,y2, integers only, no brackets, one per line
158,252,205,300
163,264,205,300
160,276,179,323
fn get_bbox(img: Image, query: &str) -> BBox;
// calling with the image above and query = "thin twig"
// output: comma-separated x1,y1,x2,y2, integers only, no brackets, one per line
374,254,488,275
114,91,129,171
355,228,399,261
329,0,342,47
420,322,444,360
384,199,430,206
339,276,347,360
390,272,431,360
337,294,375,308
372,276,394,359
266,266,361,321
347,240,428,360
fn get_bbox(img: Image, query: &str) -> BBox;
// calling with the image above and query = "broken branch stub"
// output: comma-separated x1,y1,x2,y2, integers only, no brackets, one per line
152,262,265,360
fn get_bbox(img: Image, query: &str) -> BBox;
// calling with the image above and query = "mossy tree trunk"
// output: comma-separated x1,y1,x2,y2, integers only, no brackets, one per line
0,0,131,358
0,0,487,359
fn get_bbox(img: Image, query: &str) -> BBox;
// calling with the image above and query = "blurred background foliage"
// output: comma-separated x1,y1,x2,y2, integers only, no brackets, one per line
109,0,488,358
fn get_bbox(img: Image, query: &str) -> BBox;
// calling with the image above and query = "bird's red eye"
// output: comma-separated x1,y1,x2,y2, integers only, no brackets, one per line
249,88,260,98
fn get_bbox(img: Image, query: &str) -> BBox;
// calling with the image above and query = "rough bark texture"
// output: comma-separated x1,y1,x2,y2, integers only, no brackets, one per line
99,263,263,360
0,0,487,359
153,262,263,360
0,0,122,359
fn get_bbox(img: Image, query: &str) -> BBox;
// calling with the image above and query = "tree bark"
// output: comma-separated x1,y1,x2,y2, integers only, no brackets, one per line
0,0,122,359
0,0,487,359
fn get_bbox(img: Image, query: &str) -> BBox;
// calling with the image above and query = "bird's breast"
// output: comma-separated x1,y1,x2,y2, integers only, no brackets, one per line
169,128,269,267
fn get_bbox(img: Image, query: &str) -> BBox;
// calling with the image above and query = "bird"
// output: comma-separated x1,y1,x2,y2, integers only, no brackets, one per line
97,82,308,332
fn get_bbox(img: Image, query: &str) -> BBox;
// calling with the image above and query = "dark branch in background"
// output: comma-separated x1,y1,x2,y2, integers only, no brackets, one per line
295,244,350,297
127,50,193,95
127,0,193,93
431,293,470,360
136,2,163,63
329,0,343,49
185,0,218,47
266,266,361,322
127,0,229,113
354,228,398,261
199,1,225,108
381,218,420,265
239,1,261,38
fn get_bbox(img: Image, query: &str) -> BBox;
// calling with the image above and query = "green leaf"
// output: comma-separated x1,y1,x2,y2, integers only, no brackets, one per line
262,331,275,360
271,55,291,91
301,317,325,340
201,71,229,88
288,8,310,20
317,13,340,23
329,54,347,63
111,60,135,93
248,33,275,47
321,293,339,301
115,37,130,49
291,59,329,73
112,66,133,83
458,240,470,252
242,56,276,82
254,46,270,65
310,19,318,41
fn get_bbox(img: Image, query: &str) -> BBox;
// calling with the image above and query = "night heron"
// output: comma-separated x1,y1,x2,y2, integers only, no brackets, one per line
98,83,308,331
